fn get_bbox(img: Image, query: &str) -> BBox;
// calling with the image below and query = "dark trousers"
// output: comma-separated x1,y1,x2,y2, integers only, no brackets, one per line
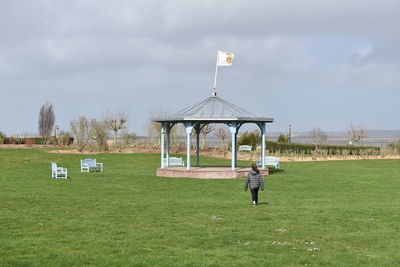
250,188,259,203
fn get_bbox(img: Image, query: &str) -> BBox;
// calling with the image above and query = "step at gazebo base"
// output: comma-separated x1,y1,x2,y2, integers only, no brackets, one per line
156,166,269,179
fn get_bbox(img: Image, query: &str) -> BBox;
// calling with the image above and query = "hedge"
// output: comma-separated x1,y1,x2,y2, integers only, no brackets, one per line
266,141,380,156
2,137,74,145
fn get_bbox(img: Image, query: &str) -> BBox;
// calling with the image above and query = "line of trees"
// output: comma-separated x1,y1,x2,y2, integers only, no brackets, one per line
34,102,133,150
69,117,111,151
0,102,376,152
69,111,130,151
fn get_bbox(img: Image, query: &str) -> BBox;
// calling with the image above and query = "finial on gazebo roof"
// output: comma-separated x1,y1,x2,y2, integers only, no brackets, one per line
212,88,217,97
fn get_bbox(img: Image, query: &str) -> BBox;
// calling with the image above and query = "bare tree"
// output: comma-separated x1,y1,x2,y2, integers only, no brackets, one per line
347,124,367,145
144,109,164,147
170,124,184,152
38,102,55,137
200,124,214,149
70,116,94,151
144,108,175,147
144,108,186,150
120,128,138,147
104,110,129,146
312,127,328,147
91,119,109,151
216,127,229,145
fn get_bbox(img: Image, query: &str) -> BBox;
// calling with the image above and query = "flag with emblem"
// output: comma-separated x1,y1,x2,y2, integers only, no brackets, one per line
216,50,234,66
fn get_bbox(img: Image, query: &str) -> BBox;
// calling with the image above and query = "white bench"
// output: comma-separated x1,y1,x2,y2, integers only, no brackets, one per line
239,145,252,151
163,157,185,167
257,156,280,169
81,159,104,172
51,162,68,179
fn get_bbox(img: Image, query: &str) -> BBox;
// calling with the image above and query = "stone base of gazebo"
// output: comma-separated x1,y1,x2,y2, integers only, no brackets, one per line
156,166,269,179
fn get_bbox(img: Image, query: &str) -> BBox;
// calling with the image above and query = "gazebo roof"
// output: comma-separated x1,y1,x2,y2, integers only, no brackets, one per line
154,96,274,123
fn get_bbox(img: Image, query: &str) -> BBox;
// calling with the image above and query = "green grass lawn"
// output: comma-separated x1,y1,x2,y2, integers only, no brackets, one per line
1,148,399,266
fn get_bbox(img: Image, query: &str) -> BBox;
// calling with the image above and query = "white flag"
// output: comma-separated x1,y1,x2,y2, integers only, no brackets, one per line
216,50,234,66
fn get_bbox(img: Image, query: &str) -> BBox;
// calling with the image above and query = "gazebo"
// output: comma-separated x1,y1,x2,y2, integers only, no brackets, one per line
154,94,274,178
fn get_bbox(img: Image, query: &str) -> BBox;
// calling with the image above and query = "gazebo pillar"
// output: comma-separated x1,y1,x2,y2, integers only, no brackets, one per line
185,123,193,170
230,123,237,170
261,122,266,169
195,125,201,167
160,123,165,168
166,123,171,167
234,131,238,167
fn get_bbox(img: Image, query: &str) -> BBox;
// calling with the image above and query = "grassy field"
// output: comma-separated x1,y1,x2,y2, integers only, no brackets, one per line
1,148,399,266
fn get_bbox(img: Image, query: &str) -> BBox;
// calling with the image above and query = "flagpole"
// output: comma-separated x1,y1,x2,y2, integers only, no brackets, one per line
212,52,218,97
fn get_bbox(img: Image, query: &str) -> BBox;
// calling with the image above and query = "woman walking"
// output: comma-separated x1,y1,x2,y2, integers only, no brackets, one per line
244,164,264,206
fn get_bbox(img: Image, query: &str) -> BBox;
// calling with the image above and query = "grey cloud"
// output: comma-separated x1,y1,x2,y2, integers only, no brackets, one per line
1,0,400,135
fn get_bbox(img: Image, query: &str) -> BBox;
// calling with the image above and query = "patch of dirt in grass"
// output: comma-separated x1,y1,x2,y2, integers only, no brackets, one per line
2,144,400,162
0,144,50,149
48,150,98,154
48,148,400,162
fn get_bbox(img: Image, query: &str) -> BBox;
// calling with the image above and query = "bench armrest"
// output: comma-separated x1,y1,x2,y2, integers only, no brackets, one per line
56,167,67,173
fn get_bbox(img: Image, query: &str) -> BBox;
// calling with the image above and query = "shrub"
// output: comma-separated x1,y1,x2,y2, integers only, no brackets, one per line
34,137,48,144
238,131,261,149
1,137,72,146
57,131,74,146
387,138,400,154
277,133,289,143
0,131,5,144
3,137,25,145
23,137,48,145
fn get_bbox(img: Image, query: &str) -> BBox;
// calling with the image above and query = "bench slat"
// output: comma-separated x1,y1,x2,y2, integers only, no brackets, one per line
256,157,280,169
163,157,185,167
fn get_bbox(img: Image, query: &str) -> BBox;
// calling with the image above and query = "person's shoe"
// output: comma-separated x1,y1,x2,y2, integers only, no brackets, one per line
252,201,256,206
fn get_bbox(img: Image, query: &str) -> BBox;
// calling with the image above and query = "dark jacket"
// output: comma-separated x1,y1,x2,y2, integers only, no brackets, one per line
244,170,264,191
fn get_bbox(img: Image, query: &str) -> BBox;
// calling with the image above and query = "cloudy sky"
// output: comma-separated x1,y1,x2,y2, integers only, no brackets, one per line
1,0,399,136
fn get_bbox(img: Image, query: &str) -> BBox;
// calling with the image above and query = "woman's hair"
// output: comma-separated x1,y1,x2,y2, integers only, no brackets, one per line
251,164,259,174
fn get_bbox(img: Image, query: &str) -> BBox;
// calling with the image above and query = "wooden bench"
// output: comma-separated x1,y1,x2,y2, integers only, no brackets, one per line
257,156,280,169
51,162,68,179
239,145,252,151
163,157,185,167
81,159,104,172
